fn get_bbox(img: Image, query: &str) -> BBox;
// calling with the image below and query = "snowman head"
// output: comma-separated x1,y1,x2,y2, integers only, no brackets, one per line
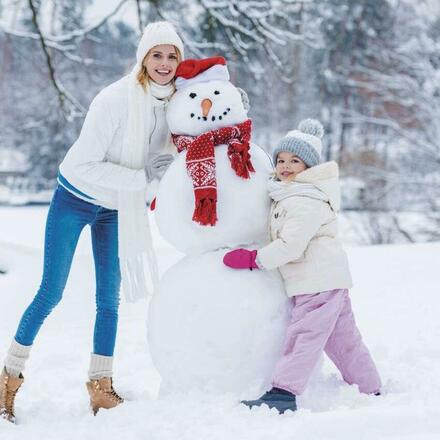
167,57,248,136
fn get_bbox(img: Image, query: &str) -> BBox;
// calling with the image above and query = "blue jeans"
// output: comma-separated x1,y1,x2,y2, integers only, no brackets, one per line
15,185,121,356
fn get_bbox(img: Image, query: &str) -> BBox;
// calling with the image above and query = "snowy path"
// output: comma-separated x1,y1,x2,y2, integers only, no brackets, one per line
1,206,439,439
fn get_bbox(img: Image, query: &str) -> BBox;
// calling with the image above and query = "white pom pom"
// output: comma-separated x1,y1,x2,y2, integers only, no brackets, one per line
298,119,324,139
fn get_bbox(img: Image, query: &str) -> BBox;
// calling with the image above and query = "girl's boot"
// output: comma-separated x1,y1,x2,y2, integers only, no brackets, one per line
0,368,24,424
241,387,297,414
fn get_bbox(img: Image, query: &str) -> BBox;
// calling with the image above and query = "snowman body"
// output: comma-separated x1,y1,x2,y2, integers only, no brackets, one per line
148,66,289,395
155,143,272,254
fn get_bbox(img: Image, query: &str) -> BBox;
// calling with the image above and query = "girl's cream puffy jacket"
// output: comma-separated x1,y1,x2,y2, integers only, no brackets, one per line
258,161,353,297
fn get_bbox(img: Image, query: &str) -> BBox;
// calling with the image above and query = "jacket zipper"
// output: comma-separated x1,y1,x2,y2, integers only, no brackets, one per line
149,107,158,145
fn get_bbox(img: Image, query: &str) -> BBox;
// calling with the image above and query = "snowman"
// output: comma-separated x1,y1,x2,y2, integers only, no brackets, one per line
148,57,288,396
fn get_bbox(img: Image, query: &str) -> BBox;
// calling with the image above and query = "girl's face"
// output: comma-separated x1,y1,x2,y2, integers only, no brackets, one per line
275,151,307,182
144,44,179,85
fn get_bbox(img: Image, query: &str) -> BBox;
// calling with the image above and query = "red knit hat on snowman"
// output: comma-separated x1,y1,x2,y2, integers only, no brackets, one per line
172,56,254,227
175,56,229,90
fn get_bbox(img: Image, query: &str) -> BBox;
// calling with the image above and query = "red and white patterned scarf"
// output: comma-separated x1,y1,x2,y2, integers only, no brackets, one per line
172,119,254,226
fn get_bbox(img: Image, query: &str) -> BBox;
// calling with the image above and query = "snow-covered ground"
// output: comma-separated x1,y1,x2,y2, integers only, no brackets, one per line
0,206,439,439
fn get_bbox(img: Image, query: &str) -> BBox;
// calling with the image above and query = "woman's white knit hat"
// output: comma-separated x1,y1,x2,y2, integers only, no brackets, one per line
136,21,184,65
272,119,324,168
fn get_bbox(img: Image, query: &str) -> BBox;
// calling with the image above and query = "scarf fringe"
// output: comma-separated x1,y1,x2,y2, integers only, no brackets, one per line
120,248,160,302
228,146,255,179
192,196,218,226
118,188,159,303
121,255,149,302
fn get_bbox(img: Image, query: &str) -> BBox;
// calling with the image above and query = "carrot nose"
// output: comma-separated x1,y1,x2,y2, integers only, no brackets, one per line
201,99,212,117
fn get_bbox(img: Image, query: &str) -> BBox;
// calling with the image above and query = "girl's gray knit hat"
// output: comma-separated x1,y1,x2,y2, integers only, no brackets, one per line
272,119,324,168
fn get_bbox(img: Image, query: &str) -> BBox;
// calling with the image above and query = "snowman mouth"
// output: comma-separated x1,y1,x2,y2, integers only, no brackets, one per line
190,107,231,122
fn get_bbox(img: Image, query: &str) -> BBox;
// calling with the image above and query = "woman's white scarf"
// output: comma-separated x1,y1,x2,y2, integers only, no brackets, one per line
118,65,174,302
267,178,329,203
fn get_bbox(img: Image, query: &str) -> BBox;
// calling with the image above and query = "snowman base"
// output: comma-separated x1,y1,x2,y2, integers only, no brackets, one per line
147,249,289,396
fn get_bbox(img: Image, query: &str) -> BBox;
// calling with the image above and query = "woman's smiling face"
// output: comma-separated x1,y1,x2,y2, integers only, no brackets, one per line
144,44,179,85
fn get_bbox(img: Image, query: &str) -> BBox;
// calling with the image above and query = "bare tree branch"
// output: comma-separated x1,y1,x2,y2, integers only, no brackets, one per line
3,0,130,43
136,0,144,34
27,0,85,117
392,214,414,243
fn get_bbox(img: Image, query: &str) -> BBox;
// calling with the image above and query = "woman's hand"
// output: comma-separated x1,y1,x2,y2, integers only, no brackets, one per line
146,154,175,182
223,249,259,270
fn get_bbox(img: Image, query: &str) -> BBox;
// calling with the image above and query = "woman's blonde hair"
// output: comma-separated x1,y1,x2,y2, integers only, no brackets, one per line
137,46,182,89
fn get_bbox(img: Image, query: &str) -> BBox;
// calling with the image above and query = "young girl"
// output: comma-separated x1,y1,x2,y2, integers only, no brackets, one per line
223,119,381,414
0,21,184,423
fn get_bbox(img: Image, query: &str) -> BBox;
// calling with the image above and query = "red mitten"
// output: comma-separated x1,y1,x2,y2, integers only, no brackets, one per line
223,249,259,270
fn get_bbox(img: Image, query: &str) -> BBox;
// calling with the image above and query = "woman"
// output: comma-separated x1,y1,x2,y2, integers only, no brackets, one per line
0,21,184,422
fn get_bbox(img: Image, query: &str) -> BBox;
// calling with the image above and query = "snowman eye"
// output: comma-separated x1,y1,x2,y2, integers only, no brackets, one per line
214,90,220,95
189,92,197,99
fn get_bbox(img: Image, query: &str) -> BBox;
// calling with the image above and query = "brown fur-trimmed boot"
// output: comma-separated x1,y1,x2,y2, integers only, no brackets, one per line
86,377,124,415
0,367,24,424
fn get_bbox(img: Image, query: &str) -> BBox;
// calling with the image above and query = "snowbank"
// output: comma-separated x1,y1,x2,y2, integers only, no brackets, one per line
0,207,439,439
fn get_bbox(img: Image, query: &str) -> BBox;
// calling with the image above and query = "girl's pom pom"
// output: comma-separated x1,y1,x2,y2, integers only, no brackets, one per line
298,119,324,139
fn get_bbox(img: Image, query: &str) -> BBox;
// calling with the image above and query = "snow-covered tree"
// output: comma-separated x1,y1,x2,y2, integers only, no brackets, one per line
1,0,439,242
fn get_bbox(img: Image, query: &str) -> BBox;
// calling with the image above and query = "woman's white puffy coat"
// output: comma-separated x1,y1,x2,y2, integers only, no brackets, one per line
59,76,173,209
258,161,353,296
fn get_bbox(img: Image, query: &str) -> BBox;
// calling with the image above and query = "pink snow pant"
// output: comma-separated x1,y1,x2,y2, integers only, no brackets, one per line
272,288,381,395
